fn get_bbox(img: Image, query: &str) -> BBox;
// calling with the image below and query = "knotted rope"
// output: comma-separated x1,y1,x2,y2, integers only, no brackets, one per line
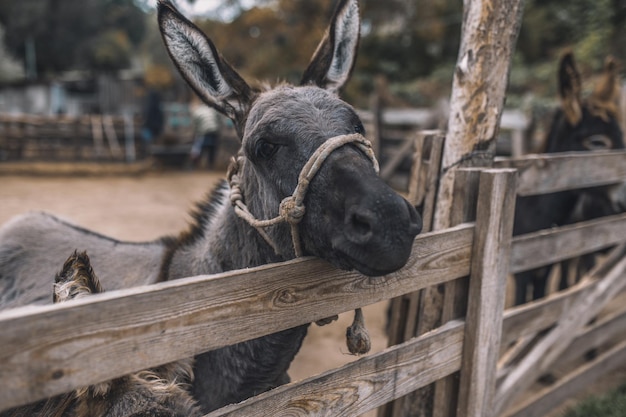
227,133,377,354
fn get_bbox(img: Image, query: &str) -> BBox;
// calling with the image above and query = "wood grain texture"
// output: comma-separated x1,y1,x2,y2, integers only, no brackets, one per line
407,132,428,207
500,277,607,348
456,169,517,417
433,0,525,229
207,320,465,417
0,225,474,410
509,212,626,273
494,150,626,196
495,244,626,414
502,281,626,361
502,339,626,417
432,167,482,417
498,283,626,381
552,303,626,369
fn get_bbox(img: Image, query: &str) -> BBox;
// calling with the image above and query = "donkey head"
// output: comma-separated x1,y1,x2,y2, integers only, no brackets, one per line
549,52,626,219
547,52,624,153
158,0,422,276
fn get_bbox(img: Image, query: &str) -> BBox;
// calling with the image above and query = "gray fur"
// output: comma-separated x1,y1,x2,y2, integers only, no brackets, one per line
0,212,166,310
0,0,422,414
1,251,201,417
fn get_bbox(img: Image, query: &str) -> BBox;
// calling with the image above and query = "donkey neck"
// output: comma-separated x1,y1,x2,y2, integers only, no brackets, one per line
164,181,309,413
165,181,294,279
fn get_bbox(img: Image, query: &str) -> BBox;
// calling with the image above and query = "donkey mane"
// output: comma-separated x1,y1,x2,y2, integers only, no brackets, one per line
183,181,231,241
158,180,229,282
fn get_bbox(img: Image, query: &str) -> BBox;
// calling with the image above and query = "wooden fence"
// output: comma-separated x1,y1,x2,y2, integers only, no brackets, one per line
0,149,625,416
0,107,525,175
0,113,144,162
492,149,626,416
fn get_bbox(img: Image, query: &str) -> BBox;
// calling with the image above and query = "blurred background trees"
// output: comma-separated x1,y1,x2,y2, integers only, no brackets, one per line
0,0,146,75
0,0,623,107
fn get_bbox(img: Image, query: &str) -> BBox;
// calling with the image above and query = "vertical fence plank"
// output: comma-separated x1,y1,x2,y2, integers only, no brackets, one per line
456,168,517,417
381,131,445,417
420,132,445,233
408,132,428,207
399,0,525,411
433,167,483,417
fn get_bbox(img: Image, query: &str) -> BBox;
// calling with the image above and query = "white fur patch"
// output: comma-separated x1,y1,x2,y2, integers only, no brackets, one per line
327,0,360,91
161,18,233,100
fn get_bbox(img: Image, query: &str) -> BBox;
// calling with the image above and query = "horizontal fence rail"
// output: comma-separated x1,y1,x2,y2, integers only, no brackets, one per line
208,321,466,417
494,147,626,417
494,150,626,196
501,257,626,356
509,212,626,274
503,339,626,417
502,247,626,417
0,224,474,411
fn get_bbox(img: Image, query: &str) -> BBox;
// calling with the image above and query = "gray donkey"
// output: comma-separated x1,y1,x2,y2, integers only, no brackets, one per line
0,0,422,413
1,251,202,417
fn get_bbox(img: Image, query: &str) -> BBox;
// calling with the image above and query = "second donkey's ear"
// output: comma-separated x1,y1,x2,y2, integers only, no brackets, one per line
157,0,255,128
558,51,583,126
300,0,360,93
589,56,620,120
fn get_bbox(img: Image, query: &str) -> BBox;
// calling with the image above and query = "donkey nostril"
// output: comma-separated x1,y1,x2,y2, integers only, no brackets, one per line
351,212,373,236
345,208,374,244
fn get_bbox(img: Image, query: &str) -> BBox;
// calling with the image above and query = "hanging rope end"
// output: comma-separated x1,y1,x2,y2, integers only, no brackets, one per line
346,308,371,355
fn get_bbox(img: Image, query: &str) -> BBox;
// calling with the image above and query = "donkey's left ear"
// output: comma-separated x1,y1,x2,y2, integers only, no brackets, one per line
558,51,583,126
157,0,254,126
300,0,360,93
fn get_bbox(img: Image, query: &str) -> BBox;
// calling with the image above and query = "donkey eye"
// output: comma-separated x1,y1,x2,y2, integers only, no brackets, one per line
254,139,279,159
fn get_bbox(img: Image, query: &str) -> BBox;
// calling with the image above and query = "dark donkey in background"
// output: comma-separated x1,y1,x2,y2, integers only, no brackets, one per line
0,0,422,414
513,52,626,305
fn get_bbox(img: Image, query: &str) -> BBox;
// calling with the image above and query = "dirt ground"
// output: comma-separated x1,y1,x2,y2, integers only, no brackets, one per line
1,168,624,416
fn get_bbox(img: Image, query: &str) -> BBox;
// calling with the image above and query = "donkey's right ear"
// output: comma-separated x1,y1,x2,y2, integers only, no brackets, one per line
157,0,254,124
558,51,583,126
589,56,620,120
300,0,360,93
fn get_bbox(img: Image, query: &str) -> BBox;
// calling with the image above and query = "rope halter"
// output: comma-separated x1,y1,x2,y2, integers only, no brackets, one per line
227,132,378,355
227,133,379,257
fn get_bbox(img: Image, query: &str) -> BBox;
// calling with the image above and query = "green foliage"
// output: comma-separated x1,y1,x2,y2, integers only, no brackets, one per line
0,0,621,106
0,0,146,75
194,0,335,84
563,383,626,417
517,0,624,65
86,30,132,71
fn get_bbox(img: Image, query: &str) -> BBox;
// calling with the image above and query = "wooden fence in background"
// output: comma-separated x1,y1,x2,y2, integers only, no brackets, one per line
492,149,626,416
0,113,142,162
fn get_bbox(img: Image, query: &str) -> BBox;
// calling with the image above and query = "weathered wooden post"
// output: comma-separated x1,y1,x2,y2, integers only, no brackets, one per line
382,0,526,415
434,0,525,229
